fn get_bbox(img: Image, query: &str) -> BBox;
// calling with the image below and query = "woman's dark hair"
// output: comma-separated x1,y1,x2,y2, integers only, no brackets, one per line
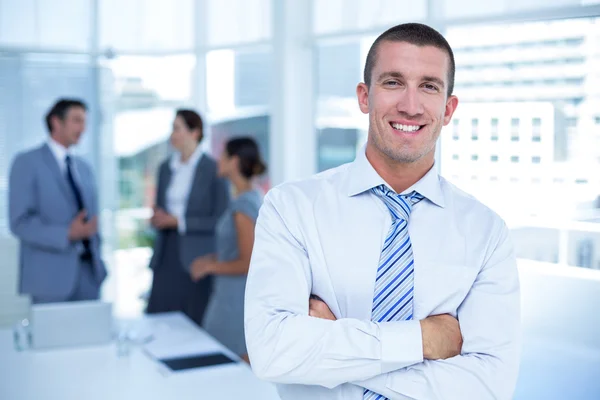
176,109,203,142
225,137,267,179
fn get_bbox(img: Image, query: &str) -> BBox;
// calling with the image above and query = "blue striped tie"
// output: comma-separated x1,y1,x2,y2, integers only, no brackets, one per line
364,185,424,400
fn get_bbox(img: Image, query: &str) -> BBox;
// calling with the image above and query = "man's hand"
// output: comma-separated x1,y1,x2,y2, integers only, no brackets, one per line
420,314,463,360
68,211,97,240
308,295,336,321
151,207,178,229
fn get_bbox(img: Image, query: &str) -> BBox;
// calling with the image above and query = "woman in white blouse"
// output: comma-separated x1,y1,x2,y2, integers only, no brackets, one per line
146,109,229,326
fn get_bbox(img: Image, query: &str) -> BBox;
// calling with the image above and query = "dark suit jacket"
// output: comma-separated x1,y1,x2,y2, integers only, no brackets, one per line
149,154,230,271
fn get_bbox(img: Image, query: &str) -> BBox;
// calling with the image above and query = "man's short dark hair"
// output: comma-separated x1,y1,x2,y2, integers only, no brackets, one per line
364,23,456,97
45,98,87,134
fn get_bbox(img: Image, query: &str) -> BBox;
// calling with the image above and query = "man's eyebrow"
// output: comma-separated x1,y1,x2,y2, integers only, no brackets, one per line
377,71,446,89
422,75,446,88
376,71,404,82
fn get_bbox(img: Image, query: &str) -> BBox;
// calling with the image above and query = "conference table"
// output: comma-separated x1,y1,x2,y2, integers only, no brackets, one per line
0,312,281,400
1,310,599,399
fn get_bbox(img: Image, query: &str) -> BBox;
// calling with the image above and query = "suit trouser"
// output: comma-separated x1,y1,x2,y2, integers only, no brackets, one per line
32,260,100,304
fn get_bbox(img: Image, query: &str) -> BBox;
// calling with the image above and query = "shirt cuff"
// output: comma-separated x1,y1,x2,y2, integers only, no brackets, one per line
378,319,424,374
177,216,186,234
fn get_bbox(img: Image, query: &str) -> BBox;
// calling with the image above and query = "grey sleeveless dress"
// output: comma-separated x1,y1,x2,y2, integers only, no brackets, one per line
201,189,262,355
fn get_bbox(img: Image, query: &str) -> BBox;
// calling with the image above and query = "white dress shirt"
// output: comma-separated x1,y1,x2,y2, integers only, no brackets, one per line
166,145,204,234
47,137,70,174
245,147,521,400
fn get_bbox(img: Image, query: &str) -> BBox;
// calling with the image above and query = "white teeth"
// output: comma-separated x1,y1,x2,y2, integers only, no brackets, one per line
392,123,420,132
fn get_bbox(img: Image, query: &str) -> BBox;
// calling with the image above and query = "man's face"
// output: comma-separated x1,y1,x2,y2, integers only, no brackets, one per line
357,41,458,167
52,106,87,147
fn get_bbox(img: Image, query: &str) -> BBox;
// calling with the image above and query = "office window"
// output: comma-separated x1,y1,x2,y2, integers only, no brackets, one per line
510,177,519,183
532,118,542,141
207,0,271,46
532,156,541,164
471,118,478,140
532,178,541,184
511,156,519,163
452,154,459,160
575,179,588,184
490,118,499,141
207,48,271,112
100,0,194,51
315,40,364,172
1,0,91,50
453,119,460,140
207,48,271,184
108,54,196,250
234,51,272,107
532,117,542,138
317,128,358,172
511,118,520,141
471,154,478,161
490,176,498,181
595,116,600,125
313,0,426,35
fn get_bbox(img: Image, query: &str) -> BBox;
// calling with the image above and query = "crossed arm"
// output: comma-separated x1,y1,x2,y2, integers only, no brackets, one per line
245,193,521,399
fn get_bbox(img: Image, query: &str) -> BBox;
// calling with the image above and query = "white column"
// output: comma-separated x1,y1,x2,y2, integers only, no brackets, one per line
559,228,569,265
92,0,118,301
269,0,316,186
193,0,211,152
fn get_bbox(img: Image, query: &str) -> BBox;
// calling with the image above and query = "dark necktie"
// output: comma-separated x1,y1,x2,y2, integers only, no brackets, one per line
65,155,92,261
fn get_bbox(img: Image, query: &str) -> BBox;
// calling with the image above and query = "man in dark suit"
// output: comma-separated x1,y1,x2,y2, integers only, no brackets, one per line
9,98,106,303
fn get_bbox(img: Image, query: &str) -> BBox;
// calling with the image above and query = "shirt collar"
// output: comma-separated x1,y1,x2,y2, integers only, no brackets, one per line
47,137,70,164
170,144,204,171
345,145,446,208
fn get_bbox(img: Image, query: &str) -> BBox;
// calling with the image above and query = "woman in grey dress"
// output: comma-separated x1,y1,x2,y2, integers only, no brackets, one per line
190,137,266,360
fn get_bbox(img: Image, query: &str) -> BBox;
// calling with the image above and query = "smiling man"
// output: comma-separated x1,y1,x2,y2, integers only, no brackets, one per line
245,23,521,400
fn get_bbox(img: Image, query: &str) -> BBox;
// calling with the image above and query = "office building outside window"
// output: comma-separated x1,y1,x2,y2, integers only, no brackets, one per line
471,118,479,140
511,118,520,141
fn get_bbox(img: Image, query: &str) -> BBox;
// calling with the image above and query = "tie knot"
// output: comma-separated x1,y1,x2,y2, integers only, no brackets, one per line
371,185,424,221
65,155,72,164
